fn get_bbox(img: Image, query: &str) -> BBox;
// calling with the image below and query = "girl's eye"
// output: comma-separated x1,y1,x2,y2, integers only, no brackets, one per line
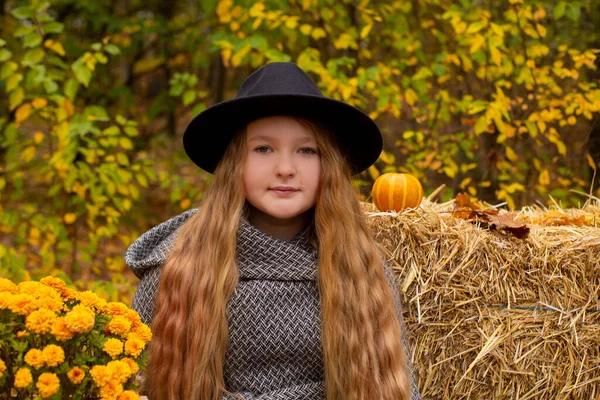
300,147,318,155
254,146,271,153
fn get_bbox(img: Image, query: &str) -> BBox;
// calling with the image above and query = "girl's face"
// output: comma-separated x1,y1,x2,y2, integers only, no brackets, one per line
243,116,321,235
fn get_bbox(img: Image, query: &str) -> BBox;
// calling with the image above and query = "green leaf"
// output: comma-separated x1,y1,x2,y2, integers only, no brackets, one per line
102,126,120,136
0,61,18,80
474,116,488,134
191,103,206,116
0,38,5,47
94,52,108,64
124,126,138,137
42,21,64,34
23,32,42,48
22,48,45,65
201,0,218,14
104,44,120,55
0,49,12,62
43,78,58,94
8,87,25,111
11,6,35,19
566,5,580,22
14,25,35,37
64,78,79,100
6,73,23,92
553,2,566,20
183,90,196,105
72,61,92,87
91,42,103,51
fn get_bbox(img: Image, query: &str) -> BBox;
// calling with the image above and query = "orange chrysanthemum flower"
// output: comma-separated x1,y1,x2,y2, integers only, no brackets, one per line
118,390,140,400
67,366,85,384
108,315,132,337
103,338,124,359
65,304,95,333
24,348,45,370
107,360,132,384
103,301,129,316
26,308,57,334
14,367,33,388
8,293,37,315
124,335,145,358
0,291,12,309
36,372,60,398
42,344,65,367
0,358,6,375
51,317,75,341
90,365,111,387
120,358,140,375
125,309,142,326
39,276,67,294
0,278,17,293
100,379,124,398
132,323,152,343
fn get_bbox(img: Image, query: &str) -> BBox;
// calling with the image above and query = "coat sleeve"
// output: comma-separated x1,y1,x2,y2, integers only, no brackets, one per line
382,263,422,400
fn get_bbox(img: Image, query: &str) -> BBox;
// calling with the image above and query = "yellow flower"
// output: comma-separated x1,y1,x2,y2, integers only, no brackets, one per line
118,390,140,400
100,379,124,398
103,338,124,359
132,323,152,343
52,317,75,341
42,344,65,367
43,297,65,313
124,335,145,358
26,308,57,334
36,372,60,398
65,304,95,333
62,288,78,301
108,315,132,336
16,330,30,338
120,358,139,375
125,309,142,326
103,302,129,316
77,290,103,309
90,365,111,387
107,360,132,384
0,278,17,292
8,293,37,315
18,281,61,301
24,348,45,370
14,367,33,388
40,276,67,294
0,292,13,309
0,358,6,375
67,366,85,384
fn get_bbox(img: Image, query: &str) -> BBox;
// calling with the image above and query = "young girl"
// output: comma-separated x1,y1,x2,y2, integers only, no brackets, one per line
126,62,421,400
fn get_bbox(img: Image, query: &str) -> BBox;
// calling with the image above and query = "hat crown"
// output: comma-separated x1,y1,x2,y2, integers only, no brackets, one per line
236,62,324,98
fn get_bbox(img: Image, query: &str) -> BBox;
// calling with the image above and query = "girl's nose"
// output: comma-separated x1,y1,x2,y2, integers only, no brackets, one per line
275,154,296,177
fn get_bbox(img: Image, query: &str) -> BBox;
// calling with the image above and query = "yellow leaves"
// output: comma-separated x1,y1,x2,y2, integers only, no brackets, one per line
538,169,550,185
249,2,265,17
333,33,357,50
32,98,47,109
119,137,133,150
300,24,312,35
15,103,32,123
360,24,373,39
466,20,488,34
367,165,380,180
311,28,326,40
284,17,299,29
64,213,77,224
231,43,252,67
34,131,44,144
44,39,65,56
535,24,547,38
508,0,523,3
21,146,36,163
567,115,577,125
587,153,597,171
404,88,418,106
505,146,518,162
217,0,233,23
469,34,485,54
490,46,502,66
180,198,192,209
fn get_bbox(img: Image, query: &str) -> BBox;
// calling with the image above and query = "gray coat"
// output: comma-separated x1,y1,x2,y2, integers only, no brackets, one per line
125,209,421,399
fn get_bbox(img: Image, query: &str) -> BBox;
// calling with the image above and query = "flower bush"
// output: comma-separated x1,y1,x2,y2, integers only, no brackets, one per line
0,277,150,399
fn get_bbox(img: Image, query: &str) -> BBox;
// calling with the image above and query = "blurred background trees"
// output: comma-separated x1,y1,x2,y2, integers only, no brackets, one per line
1,0,599,302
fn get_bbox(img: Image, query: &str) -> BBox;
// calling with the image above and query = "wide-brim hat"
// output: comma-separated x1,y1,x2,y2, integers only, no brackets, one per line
182,62,383,175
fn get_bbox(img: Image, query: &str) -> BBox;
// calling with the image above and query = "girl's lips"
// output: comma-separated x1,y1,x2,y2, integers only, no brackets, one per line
269,188,298,196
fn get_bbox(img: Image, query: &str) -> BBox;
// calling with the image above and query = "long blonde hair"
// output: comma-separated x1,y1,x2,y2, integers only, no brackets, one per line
147,117,411,399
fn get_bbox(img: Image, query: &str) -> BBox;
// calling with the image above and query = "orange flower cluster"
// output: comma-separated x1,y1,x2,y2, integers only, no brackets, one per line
0,277,151,399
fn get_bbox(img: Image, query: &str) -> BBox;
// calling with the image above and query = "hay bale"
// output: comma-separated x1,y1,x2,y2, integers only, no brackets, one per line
364,199,600,399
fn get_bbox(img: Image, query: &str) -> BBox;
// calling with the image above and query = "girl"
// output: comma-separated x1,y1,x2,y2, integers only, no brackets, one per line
126,62,421,400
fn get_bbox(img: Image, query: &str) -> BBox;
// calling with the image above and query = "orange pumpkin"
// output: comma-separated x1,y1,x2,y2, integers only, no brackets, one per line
372,173,423,212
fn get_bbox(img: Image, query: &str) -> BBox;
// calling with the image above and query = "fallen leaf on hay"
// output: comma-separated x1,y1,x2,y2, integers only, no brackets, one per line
452,194,529,239
487,213,530,239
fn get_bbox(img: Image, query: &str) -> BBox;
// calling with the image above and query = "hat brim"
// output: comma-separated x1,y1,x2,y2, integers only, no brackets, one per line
182,94,383,175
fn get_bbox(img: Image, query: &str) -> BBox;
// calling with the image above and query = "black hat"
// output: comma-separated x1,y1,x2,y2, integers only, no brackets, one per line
182,62,383,174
